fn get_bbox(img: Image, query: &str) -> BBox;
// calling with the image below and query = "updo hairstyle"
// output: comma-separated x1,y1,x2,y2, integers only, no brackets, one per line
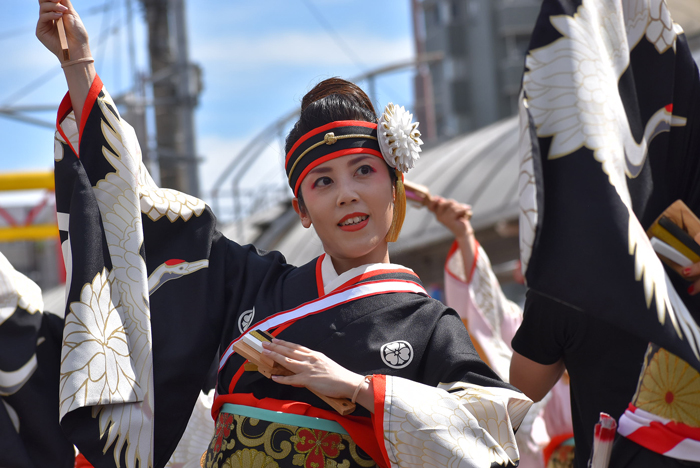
285,78,397,208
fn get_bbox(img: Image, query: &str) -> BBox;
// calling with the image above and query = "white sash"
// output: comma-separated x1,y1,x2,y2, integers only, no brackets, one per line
219,279,427,371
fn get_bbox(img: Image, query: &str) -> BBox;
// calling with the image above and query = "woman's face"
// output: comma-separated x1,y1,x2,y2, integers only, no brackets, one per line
294,154,394,272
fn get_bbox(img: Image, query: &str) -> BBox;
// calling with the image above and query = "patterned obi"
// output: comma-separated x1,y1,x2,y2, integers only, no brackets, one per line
618,344,700,462
203,404,378,468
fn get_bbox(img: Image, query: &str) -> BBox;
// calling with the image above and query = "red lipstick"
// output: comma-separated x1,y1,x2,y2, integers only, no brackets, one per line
338,212,369,232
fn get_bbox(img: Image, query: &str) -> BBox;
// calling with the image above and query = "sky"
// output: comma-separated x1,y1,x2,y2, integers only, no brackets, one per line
0,1,416,219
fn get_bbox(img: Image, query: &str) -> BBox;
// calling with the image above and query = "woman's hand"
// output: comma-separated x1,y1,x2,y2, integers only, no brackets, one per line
428,197,477,275
262,339,370,403
37,0,91,62
427,196,473,240
682,232,700,296
37,0,95,127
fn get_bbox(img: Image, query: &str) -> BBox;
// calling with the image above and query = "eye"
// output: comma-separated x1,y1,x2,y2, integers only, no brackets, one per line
356,164,375,176
313,176,332,188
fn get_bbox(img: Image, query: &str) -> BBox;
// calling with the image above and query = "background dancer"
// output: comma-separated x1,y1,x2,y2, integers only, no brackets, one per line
428,195,574,468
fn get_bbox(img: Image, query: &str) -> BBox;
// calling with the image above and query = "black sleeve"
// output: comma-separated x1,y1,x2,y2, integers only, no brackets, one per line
511,290,577,365
0,310,74,468
421,306,517,392
53,83,295,467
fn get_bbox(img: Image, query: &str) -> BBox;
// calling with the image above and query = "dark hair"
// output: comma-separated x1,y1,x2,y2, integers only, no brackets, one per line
285,77,377,156
287,78,395,209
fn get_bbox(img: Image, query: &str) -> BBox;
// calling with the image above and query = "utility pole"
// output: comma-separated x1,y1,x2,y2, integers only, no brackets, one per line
411,0,437,143
140,0,202,196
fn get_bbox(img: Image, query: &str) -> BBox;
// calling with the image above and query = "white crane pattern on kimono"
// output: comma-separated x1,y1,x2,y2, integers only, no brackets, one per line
58,90,207,468
519,0,700,358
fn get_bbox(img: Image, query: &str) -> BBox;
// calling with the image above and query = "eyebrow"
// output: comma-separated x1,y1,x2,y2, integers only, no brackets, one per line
308,166,332,175
307,155,375,175
347,155,372,166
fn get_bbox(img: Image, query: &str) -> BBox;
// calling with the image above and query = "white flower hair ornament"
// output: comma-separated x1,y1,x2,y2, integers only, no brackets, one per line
377,103,423,173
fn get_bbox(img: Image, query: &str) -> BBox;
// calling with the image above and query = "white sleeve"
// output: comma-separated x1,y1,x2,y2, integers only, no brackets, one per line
376,375,532,468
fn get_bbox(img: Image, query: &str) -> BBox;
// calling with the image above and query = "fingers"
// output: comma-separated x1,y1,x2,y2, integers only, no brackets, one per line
270,374,305,388
38,0,67,24
265,339,311,357
40,1,68,14
683,263,700,295
432,198,471,219
426,196,442,213
689,277,700,296
261,340,314,371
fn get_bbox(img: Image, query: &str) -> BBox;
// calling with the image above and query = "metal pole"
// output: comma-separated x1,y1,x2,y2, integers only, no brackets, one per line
173,0,201,196
411,0,437,142
141,0,201,196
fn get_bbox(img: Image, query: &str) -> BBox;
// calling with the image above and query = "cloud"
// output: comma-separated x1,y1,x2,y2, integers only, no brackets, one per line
192,30,413,70
197,133,287,194
6,41,57,72
197,133,290,222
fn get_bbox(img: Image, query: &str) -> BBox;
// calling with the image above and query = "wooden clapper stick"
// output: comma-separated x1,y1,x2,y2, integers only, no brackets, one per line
56,17,70,60
403,180,432,207
233,330,356,415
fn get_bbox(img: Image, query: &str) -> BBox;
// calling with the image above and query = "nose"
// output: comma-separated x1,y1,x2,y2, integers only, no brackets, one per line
336,178,359,207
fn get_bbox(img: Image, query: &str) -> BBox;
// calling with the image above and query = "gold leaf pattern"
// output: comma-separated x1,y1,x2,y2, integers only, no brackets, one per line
222,449,279,468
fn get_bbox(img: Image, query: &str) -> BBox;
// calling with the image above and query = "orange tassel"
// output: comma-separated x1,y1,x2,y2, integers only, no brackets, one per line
386,170,406,243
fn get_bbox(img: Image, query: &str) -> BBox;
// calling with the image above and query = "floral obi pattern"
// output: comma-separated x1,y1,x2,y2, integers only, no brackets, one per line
204,410,378,468
632,344,700,427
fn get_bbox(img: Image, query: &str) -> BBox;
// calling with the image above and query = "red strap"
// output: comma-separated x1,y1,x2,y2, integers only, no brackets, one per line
443,239,480,284
74,453,94,468
315,254,325,297
370,374,391,468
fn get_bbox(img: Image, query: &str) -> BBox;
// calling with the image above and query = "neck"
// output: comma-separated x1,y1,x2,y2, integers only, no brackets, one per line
329,247,390,276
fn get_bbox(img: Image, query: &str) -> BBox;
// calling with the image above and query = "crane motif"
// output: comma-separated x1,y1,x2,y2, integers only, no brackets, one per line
520,0,700,357
148,258,209,295
59,91,209,468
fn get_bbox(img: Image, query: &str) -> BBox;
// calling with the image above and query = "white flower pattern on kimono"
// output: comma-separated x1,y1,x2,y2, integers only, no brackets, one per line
60,268,139,417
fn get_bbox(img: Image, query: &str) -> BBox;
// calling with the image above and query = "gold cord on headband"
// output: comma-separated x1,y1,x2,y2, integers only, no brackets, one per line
287,132,378,185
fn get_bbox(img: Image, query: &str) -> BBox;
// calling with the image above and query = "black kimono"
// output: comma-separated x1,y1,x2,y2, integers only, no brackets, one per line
53,76,531,468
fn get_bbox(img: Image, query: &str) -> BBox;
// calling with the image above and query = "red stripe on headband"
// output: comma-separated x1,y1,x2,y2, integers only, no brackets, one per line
285,120,378,166
293,148,384,196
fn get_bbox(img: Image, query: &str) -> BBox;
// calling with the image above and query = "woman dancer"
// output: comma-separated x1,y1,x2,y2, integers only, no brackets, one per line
37,1,531,467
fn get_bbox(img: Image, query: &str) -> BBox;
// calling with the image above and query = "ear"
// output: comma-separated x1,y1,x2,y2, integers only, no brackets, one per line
292,198,312,229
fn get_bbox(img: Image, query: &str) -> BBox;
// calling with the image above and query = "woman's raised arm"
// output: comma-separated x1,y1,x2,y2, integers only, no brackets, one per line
427,196,476,272
36,0,95,124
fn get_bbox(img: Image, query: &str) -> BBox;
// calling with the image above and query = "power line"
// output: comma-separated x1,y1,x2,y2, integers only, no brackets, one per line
1,67,61,107
297,0,410,111
94,1,120,72
1,1,125,109
0,2,119,42
298,0,366,70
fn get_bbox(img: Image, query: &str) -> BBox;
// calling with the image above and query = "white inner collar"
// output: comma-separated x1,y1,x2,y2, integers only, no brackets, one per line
320,253,415,296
